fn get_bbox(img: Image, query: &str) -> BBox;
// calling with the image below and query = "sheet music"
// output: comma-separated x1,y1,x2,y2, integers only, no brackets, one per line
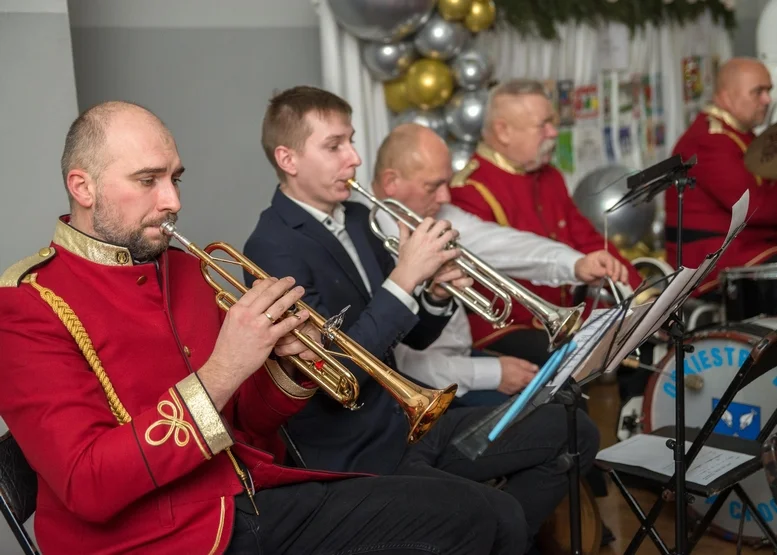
548,307,626,392
603,190,750,372
597,434,754,486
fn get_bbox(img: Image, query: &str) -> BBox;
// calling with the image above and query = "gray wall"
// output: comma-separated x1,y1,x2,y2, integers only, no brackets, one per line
68,0,323,252
0,1,320,552
733,0,771,56
0,0,78,550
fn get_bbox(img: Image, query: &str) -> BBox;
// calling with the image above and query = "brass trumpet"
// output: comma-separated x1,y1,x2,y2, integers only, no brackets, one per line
346,179,584,350
160,223,457,443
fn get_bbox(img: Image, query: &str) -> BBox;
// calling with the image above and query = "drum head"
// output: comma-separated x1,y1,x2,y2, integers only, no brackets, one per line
643,319,777,543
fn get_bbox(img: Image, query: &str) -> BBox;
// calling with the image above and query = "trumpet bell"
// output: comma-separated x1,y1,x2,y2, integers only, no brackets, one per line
548,302,585,351
407,384,458,443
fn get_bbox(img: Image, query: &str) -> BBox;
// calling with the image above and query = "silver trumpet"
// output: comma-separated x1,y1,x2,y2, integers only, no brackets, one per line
346,179,584,351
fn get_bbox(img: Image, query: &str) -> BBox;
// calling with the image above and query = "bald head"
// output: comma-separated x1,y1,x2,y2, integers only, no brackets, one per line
713,57,772,130
61,101,173,202
373,123,453,217
374,123,447,185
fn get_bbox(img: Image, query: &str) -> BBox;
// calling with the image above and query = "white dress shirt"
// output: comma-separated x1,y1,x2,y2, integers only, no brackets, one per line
378,204,586,396
284,193,452,316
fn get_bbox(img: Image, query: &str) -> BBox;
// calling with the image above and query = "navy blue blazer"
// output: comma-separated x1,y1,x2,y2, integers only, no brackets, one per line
242,187,453,474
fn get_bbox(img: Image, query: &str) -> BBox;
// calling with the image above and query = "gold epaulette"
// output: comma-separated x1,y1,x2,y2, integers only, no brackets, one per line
451,158,479,188
706,115,761,185
0,247,56,288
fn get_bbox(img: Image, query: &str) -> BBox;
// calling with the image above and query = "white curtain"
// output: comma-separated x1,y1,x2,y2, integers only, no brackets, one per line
314,3,733,192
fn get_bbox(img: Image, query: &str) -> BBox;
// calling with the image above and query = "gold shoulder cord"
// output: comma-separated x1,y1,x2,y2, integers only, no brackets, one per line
24,274,131,425
25,273,260,515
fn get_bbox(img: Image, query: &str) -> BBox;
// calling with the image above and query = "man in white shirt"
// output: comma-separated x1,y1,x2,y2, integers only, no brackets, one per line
371,123,630,405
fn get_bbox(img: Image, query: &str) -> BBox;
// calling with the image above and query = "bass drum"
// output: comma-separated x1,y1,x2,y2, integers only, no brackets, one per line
643,318,777,544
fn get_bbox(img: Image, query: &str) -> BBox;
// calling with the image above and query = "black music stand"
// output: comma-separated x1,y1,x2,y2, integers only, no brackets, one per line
603,157,753,555
613,155,698,553
453,296,641,555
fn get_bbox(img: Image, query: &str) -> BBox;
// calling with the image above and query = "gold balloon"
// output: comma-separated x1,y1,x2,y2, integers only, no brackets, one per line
438,0,474,21
384,75,412,113
464,0,496,33
405,59,454,110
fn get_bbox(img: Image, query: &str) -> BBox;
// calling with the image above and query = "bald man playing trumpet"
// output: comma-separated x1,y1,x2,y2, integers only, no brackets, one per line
371,122,628,404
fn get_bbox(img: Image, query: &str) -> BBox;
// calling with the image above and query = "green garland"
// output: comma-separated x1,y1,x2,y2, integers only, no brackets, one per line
494,0,737,40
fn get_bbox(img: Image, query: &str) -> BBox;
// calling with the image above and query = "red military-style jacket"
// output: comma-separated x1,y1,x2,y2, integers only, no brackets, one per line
450,143,643,348
0,217,355,555
667,105,777,296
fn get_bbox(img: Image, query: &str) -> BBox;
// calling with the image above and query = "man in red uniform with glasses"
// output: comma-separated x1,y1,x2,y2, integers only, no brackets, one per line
450,78,643,361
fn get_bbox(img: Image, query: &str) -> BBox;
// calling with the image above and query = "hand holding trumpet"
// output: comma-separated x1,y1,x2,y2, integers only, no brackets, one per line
198,276,318,410
389,217,462,296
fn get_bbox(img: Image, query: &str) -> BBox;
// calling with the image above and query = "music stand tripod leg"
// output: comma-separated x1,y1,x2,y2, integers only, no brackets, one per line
556,379,584,555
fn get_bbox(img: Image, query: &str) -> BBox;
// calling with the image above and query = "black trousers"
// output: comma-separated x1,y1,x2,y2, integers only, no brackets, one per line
395,402,599,540
225,474,526,554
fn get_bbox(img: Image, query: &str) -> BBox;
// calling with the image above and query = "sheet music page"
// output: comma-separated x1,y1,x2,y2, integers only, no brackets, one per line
603,271,696,372
597,435,754,486
547,307,623,393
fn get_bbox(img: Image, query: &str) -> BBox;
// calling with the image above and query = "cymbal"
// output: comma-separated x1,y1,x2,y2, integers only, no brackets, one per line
745,121,777,179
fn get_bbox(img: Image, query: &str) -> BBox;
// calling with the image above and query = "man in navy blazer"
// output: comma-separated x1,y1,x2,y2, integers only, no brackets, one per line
243,86,600,553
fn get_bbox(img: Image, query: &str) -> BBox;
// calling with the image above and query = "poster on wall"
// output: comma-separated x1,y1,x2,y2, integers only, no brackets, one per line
603,77,613,124
618,125,633,158
574,85,599,120
603,126,615,162
654,73,664,117
574,124,605,177
558,80,575,126
544,79,559,116
682,56,704,103
619,80,633,115
554,128,575,173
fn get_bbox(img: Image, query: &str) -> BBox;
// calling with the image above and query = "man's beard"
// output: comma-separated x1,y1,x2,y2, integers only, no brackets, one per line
92,196,177,262
526,138,557,171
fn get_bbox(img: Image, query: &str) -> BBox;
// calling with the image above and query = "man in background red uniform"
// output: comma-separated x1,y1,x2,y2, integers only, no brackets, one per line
668,57,777,299
0,101,524,555
450,78,642,360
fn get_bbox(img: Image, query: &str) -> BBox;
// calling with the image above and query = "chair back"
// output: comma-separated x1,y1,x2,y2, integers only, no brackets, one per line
0,432,39,554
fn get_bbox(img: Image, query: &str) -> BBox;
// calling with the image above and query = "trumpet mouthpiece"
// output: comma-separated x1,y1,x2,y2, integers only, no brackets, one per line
160,221,177,236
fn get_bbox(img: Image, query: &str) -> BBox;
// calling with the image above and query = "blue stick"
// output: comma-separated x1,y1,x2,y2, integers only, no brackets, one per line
487,340,578,442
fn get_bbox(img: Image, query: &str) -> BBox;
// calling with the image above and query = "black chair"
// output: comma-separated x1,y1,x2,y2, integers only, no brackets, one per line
0,432,39,555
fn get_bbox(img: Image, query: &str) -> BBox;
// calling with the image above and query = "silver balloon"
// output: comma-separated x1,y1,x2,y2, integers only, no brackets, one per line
451,47,493,91
392,108,448,138
448,140,476,172
444,89,488,143
327,0,436,43
572,165,657,249
362,40,417,81
413,14,470,61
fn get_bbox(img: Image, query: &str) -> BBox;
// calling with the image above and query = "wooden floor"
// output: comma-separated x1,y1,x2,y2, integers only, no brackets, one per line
587,381,767,555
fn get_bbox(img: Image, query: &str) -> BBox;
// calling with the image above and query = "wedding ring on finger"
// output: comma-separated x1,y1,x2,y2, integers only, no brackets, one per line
265,312,274,323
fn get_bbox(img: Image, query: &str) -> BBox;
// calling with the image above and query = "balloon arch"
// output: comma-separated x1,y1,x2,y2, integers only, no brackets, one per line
325,0,496,172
